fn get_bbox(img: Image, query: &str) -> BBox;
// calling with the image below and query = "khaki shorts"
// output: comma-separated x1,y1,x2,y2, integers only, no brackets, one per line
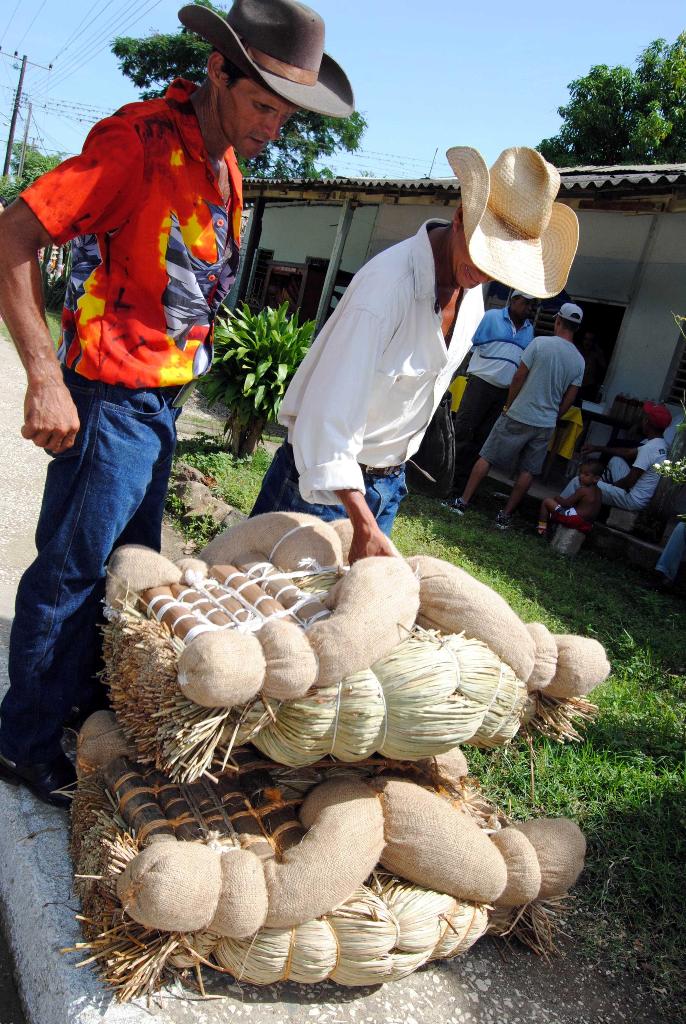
480,415,554,476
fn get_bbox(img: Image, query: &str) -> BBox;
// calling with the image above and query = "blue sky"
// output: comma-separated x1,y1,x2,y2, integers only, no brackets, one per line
1,0,684,177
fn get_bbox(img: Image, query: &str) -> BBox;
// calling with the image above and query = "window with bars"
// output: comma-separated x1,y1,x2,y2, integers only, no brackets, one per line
245,248,274,310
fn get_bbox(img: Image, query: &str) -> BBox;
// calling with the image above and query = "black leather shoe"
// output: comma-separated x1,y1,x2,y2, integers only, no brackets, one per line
0,752,76,808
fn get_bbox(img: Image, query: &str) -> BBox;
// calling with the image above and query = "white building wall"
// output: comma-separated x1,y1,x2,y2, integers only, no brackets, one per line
566,211,652,303
547,209,686,410
602,213,686,405
366,202,454,259
255,199,686,410
257,202,378,273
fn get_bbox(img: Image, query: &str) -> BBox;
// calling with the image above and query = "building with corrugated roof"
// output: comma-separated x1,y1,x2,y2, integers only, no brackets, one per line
233,165,686,421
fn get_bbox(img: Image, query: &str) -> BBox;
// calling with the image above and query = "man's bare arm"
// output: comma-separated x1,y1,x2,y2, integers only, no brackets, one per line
557,385,578,420
611,467,643,492
334,488,396,563
504,363,529,410
581,442,640,462
0,199,79,451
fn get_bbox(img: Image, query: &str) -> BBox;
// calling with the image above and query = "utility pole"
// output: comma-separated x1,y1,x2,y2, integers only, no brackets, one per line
3,54,27,178
0,50,53,178
17,102,32,179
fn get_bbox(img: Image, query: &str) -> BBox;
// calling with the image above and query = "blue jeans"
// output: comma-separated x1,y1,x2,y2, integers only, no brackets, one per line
0,368,181,765
656,521,686,582
250,442,407,537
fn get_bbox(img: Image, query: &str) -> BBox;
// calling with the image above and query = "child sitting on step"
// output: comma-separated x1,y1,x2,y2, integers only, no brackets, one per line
537,460,604,537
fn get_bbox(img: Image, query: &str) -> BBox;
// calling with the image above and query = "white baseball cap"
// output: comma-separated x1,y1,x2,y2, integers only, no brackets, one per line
558,302,583,323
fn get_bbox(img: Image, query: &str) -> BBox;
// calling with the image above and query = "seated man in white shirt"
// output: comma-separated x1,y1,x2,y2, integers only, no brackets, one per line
561,401,672,511
251,146,580,562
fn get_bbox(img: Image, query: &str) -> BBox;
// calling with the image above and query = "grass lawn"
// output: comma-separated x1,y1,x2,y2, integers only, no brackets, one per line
0,309,62,345
172,435,685,1007
45,310,62,341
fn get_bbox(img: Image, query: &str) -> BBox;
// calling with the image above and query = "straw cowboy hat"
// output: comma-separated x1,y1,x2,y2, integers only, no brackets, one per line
178,0,354,118
447,146,579,299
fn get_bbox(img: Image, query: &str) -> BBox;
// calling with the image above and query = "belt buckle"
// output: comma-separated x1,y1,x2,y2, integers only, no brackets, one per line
361,463,396,478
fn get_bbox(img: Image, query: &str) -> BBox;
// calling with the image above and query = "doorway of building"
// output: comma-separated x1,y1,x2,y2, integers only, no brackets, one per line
571,300,626,403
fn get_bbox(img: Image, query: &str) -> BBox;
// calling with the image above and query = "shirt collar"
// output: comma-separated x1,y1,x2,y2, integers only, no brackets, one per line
164,78,207,163
410,220,451,302
504,306,532,331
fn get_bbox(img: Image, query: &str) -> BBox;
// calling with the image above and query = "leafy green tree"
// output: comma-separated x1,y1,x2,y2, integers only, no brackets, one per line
538,32,686,165
111,0,366,178
0,143,63,202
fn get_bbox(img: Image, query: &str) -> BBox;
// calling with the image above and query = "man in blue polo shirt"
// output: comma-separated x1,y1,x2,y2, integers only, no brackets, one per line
450,291,535,495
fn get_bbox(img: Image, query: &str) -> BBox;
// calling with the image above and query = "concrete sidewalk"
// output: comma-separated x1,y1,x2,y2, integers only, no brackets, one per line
0,333,661,1024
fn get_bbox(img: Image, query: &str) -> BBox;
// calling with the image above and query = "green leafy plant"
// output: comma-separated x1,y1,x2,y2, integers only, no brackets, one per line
537,31,686,165
201,302,315,457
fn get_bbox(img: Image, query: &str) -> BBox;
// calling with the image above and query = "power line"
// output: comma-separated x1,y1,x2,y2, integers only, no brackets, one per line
64,0,164,78
50,0,117,64
29,110,75,154
0,49,53,72
15,0,51,50
35,0,163,96
37,0,143,91
29,0,137,95
0,0,22,48
0,83,114,119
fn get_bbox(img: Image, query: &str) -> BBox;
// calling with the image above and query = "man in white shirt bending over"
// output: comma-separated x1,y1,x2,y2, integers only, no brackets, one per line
562,401,672,511
251,146,579,561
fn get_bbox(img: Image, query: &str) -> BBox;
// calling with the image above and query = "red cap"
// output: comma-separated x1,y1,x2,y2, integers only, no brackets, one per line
643,401,672,431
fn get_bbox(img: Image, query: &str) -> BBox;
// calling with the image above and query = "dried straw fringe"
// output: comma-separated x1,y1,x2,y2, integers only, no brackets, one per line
521,691,599,742
487,896,573,960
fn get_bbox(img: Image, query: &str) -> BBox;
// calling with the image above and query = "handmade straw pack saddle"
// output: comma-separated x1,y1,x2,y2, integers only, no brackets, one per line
71,512,610,998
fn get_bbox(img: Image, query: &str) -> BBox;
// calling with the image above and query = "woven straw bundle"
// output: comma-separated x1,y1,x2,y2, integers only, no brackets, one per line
74,514,600,1003
70,752,491,1000
239,630,527,765
211,877,487,986
102,601,538,780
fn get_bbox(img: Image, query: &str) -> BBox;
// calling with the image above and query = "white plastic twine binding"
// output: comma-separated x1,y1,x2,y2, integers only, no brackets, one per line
139,551,340,652
146,591,224,643
183,570,266,634
237,562,334,627
266,523,341,571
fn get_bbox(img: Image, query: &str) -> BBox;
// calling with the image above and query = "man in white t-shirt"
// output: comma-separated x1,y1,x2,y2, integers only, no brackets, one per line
562,401,672,510
449,303,585,528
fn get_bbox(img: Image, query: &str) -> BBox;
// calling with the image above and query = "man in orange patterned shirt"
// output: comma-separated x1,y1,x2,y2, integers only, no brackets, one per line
0,0,353,806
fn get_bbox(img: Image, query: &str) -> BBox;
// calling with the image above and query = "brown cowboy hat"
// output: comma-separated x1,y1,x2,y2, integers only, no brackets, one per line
178,0,354,118
447,146,579,299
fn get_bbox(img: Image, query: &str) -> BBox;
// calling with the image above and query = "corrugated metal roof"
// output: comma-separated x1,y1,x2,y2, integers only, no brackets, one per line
245,164,686,195
558,164,686,189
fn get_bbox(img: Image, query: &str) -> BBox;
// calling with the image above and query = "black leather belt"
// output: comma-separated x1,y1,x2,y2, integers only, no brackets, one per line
359,463,402,478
